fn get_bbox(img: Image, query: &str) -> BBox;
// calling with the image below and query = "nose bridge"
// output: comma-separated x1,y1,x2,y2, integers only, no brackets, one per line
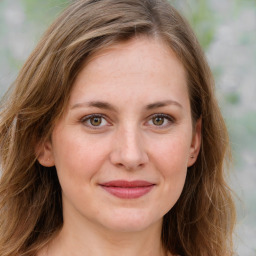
110,123,148,169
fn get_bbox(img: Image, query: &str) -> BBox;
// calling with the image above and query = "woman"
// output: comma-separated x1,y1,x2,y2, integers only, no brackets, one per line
0,0,236,255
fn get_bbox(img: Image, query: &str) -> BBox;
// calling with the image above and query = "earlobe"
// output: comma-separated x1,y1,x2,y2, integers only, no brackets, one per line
36,139,55,167
187,118,202,167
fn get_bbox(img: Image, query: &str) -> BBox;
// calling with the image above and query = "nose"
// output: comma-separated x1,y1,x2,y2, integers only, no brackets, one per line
109,127,149,170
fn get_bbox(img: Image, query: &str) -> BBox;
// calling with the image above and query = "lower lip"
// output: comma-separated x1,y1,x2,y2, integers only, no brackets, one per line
101,185,154,199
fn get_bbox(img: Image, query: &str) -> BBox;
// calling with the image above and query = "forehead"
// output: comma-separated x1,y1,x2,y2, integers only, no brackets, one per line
69,36,189,110
82,36,185,78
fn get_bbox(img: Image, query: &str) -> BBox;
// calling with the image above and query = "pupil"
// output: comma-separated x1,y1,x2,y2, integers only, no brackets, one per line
153,117,164,125
91,117,101,126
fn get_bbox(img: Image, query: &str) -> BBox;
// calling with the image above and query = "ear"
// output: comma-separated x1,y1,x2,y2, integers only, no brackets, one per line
187,118,202,167
35,139,55,167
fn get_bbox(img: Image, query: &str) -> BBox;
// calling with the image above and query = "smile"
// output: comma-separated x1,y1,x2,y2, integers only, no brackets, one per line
100,180,155,199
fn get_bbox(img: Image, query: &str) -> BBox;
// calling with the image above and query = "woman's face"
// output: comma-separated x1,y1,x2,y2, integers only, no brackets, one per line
38,37,201,233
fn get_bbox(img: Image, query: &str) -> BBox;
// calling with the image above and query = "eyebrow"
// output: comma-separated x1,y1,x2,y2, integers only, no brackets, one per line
71,101,117,112
145,100,183,110
70,99,182,111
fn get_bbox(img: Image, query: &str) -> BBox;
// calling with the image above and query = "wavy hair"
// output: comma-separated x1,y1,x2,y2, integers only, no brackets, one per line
0,0,236,255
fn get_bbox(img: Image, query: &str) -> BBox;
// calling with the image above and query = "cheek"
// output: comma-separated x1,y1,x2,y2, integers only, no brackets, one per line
150,134,191,195
52,130,109,186
52,133,111,214
152,132,191,169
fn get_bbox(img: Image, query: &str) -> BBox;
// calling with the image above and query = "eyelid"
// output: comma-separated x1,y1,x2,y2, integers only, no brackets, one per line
80,114,111,129
80,113,175,130
146,113,175,128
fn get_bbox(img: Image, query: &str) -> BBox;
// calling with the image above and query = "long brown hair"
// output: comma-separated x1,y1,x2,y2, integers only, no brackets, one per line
0,0,236,255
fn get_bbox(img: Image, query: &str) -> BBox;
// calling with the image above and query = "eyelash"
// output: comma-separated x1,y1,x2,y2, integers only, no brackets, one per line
147,113,175,128
81,114,110,129
80,113,175,129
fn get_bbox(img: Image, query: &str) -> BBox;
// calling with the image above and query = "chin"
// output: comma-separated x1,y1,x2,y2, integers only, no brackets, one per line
101,209,162,233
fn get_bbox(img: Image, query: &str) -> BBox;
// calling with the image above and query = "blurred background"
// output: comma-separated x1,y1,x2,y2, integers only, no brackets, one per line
0,0,255,254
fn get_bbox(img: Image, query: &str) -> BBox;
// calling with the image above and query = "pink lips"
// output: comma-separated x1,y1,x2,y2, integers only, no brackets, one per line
100,180,155,199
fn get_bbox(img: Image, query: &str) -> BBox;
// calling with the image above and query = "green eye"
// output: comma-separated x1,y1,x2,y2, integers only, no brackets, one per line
152,116,165,126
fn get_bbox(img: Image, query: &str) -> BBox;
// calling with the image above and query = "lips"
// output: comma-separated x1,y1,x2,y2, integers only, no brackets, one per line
100,180,155,199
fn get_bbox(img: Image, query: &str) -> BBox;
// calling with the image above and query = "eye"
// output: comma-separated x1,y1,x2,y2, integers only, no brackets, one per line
81,114,109,128
147,114,174,128
152,116,165,126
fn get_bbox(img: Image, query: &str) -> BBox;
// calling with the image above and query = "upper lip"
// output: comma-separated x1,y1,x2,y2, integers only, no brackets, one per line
100,180,155,188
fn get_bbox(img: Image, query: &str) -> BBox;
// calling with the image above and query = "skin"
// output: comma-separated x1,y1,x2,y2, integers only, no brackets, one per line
37,36,201,256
